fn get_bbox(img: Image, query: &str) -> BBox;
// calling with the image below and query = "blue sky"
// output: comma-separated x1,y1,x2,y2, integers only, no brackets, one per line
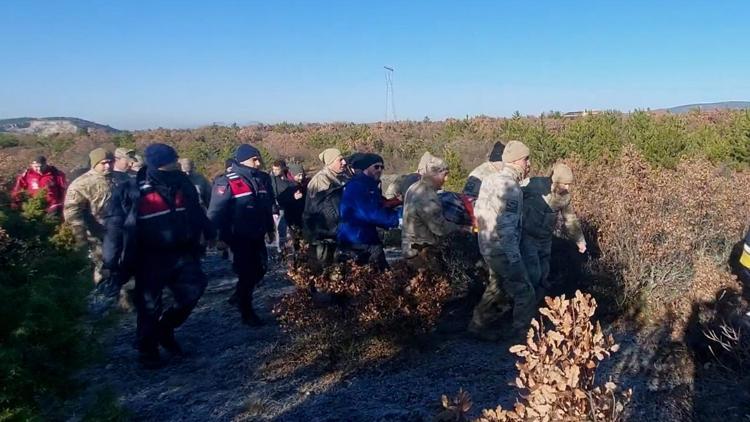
2,0,749,129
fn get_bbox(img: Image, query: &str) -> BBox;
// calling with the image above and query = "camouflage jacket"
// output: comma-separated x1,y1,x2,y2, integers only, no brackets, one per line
63,169,115,242
306,167,348,201
474,164,524,259
463,161,503,197
521,177,585,244
401,179,460,258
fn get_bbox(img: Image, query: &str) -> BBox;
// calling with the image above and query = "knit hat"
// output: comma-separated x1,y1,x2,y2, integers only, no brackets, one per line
502,140,530,163
288,162,305,177
417,151,448,175
144,143,178,169
115,147,135,160
33,155,47,165
319,148,343,166
352,153,383,171
89,148,114,168
488,141,505,162
234,144,261,163
551,163,574,184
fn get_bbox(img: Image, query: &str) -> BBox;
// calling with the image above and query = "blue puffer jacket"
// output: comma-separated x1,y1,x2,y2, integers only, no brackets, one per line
337,173,399,246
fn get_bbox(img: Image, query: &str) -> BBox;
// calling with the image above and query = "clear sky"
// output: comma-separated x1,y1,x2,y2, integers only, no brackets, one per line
2,0,749,130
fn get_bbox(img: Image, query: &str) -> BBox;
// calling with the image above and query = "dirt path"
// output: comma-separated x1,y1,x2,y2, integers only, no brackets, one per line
78,250,523,421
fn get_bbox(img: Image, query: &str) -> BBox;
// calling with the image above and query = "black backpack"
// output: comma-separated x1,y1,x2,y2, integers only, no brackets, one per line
303,184,344,241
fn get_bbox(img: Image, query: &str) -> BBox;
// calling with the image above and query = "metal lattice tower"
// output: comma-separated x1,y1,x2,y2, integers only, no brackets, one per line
384,66,397,122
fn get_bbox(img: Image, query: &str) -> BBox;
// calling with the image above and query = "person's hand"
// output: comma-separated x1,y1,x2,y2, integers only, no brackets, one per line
294,190,303,200
577,241,587,254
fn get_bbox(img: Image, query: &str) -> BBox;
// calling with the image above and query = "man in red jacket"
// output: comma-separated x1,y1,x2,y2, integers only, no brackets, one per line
11,156,67,214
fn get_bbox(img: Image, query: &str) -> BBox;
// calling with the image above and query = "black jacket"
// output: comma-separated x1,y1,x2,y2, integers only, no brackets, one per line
207,164,275,243
103,168,214,275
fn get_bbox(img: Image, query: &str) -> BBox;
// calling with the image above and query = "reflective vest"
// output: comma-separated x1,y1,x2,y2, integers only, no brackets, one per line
137,182,186,220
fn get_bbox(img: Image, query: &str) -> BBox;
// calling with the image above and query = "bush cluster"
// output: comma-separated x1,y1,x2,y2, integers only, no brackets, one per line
0,193,92,419
4,110,749,185
438,291,631,422
274,248,452,340
569,146,750,325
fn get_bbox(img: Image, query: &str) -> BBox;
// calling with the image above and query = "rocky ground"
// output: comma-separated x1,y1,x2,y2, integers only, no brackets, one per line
71,250,525,421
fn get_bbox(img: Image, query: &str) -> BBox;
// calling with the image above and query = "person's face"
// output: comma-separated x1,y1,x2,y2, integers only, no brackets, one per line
555,183,571,195
328,156,346,173
515,156,531,178
363,162,384,181
294,173,303,183
272,166,283,177
114,156,132,172
30,161,44,173
243,156,263,169
430,170,449,189
180,161,194,174
131,162,143,172
94,159,113,174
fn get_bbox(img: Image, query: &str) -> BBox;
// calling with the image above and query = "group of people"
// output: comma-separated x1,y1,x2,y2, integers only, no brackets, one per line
9,138,591,368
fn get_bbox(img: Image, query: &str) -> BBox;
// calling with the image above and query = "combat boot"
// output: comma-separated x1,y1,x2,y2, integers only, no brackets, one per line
158,324,185,357
241,307,265,327
138,347,165,370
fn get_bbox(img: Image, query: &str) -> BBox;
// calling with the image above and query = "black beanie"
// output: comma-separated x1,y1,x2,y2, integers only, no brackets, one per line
234,144,261,162
488,141,505,162
144,143,178,168
352,153,384,171
33,155,47,165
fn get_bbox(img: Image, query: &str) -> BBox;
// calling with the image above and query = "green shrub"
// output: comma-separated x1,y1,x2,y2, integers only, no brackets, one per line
0,193,92,419
0,134,19,149
560,112,624,162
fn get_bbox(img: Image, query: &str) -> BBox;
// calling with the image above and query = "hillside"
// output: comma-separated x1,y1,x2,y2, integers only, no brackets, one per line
665,101,750,114
0,117,120,136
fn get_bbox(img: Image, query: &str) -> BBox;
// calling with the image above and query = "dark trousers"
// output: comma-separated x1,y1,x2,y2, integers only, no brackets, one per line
134,253,207,353
339,243,388,271
231,237,268,318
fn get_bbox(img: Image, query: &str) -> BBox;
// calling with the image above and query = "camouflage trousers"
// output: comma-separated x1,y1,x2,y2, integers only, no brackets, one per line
469,253,535,337
88,237,104,285
521,236,552,301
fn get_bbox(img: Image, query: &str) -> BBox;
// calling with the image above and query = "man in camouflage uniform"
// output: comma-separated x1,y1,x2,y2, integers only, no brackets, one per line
64,148,116,284
469,141,532,341
521,163,586,301
113,147,135,185
401,152,460,269
304,148,349,264
463,141,505,198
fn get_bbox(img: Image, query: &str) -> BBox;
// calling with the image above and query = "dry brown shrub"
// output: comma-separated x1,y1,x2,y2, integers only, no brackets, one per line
272,245,453,371
569,146,750,323
440,291,631,422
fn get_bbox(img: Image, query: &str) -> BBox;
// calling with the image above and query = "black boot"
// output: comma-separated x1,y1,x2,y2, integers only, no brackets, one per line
138,347,165,370
158,324,185,357
241,307,265,326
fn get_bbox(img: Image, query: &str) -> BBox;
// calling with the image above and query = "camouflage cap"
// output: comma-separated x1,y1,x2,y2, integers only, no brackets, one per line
114,147,135,160
551,163,574,184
